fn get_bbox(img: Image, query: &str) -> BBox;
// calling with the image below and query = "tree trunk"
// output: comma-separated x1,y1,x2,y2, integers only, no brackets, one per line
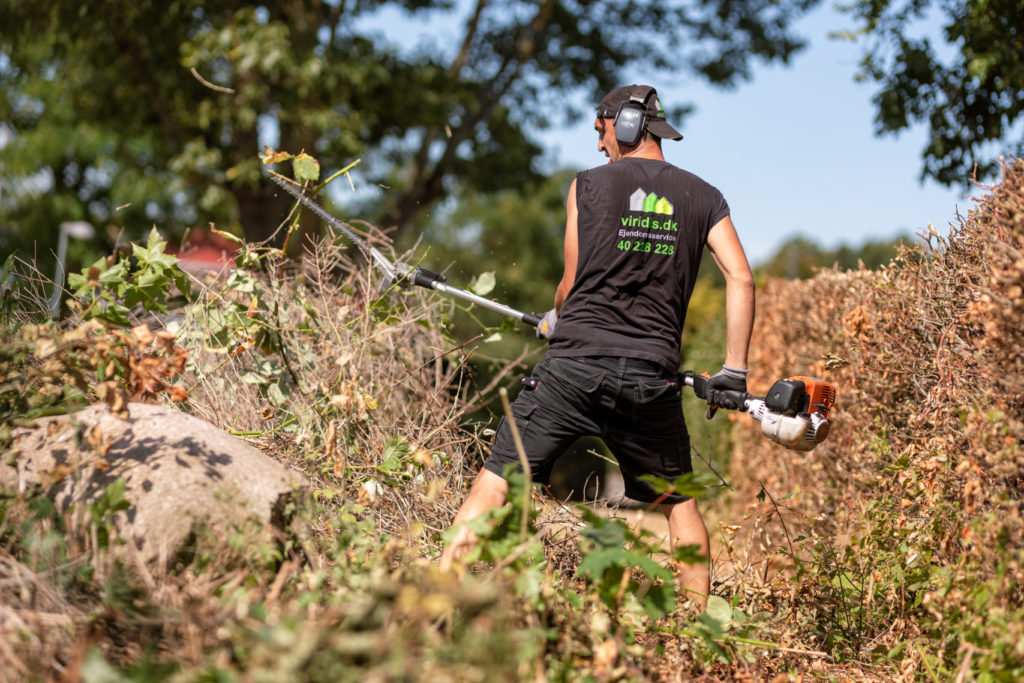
236,183,292,248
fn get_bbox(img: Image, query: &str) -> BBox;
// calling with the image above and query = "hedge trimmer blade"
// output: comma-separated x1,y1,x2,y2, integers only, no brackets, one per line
268,171,399,284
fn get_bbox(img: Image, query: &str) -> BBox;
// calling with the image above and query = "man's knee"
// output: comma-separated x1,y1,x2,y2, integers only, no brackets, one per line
467,468,509,503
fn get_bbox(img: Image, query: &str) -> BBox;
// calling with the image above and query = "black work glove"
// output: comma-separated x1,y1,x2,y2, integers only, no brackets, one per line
705,365,748,410
536,308,558,339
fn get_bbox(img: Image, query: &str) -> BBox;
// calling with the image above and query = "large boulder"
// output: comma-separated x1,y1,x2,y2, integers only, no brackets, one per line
3,402,308,568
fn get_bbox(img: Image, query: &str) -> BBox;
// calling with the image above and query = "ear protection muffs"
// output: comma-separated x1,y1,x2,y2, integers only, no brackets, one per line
613,85,655,146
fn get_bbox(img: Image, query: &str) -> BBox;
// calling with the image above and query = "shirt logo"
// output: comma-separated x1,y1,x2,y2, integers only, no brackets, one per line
619,186,678,235
629,187,674,215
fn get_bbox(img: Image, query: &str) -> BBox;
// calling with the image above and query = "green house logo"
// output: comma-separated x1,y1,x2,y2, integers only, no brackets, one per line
629,187,673,215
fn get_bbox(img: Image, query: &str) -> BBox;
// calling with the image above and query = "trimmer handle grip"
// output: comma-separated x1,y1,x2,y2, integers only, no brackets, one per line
522,312,542,327
680,371,708,399
679,371,717,418
679,370,751,420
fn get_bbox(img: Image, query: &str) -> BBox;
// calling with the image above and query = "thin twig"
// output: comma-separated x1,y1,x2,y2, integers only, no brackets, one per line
189,67,235,94
499,386,532,542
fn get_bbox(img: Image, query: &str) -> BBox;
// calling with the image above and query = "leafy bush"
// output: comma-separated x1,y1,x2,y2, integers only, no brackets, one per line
0,233,191,447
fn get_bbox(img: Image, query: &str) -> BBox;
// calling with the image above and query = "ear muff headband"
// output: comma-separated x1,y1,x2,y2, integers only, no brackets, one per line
614,85,656,146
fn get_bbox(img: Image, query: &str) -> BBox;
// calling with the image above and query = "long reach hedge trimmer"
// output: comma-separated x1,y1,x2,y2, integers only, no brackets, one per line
269,171,542,328
270,172,836,451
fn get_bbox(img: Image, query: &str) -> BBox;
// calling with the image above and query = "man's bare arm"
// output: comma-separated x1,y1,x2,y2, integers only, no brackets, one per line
706,215,755,370
554,178,579,312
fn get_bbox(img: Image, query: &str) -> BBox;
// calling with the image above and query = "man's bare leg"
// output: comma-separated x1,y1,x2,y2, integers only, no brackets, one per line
661,498,710,611
439,469,509,571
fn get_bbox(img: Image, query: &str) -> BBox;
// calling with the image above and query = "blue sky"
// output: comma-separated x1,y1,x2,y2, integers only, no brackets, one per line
533,5,973,266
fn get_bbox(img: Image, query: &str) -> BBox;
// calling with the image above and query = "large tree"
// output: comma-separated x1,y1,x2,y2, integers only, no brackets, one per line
841,0,1024,186
1,0,819,266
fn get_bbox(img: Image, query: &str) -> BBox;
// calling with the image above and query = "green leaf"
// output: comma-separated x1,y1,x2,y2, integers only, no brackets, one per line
97,261,126,288
705,595,732,627
514,563,545,600
239,371,267,386
632,554,674,582
642,582,677,619
293,153,320,183
226,269,259,294
143,227,175,267
381,436,411,472
67,272,89,293
95,304,132,327
580,518,627,549
639,471,714,499
672,543,707,566
90,477,130,522
172,266,191,298
135,268,163,290
577,548,626,580
266,382,287,408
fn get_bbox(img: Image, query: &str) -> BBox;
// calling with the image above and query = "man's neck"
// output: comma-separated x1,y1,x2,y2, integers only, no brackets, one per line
621,138,665,162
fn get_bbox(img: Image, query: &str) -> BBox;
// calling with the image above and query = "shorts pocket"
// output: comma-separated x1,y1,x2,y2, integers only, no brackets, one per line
546,357,603,393
636,378,680,404
632,378,682,425
492,401,536,455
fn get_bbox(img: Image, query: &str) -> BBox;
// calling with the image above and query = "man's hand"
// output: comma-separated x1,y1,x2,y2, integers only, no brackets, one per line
536,309,558,339
705,365,748,410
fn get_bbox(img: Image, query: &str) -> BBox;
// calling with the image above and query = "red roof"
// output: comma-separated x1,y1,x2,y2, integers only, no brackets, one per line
167,230,239,274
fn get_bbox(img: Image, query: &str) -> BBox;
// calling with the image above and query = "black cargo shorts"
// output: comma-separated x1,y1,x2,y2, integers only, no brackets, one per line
483,355,693,504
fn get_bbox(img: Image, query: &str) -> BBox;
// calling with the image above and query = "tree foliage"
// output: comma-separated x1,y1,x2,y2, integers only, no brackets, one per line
841,0,1024,186
1,0,819,269
755,233,912,280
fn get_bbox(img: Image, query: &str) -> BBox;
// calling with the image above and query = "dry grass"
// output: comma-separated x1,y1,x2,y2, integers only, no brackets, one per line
177,236,486,548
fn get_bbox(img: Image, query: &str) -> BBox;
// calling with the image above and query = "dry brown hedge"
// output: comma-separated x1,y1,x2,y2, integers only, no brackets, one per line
726,157,1024,674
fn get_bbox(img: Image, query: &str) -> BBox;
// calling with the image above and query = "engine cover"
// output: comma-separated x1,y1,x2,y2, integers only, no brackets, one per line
747,399,832,451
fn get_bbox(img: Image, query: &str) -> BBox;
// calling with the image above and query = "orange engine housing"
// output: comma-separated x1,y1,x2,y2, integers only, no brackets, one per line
787,376,836,419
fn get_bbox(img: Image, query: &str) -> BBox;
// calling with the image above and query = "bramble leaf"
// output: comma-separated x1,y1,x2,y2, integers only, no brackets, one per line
293,153,320,183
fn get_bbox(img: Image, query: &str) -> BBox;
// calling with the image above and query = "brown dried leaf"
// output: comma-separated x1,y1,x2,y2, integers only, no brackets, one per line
132,323,154,346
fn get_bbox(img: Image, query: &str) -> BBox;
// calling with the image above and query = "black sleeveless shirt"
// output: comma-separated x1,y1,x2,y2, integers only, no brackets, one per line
548,157,730,372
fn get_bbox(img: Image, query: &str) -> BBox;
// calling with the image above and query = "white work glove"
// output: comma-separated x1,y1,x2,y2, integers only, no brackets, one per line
705,365,748,410
536,308,558,339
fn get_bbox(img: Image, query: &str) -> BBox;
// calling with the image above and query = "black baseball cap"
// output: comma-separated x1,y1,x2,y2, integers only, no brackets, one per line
595,84,683,141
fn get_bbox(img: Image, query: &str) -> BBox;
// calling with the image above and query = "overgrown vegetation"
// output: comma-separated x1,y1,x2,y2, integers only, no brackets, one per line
0,195,738,681
2,159,1022,681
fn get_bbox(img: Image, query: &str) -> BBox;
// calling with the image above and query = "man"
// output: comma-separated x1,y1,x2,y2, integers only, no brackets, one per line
439,84,755,611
